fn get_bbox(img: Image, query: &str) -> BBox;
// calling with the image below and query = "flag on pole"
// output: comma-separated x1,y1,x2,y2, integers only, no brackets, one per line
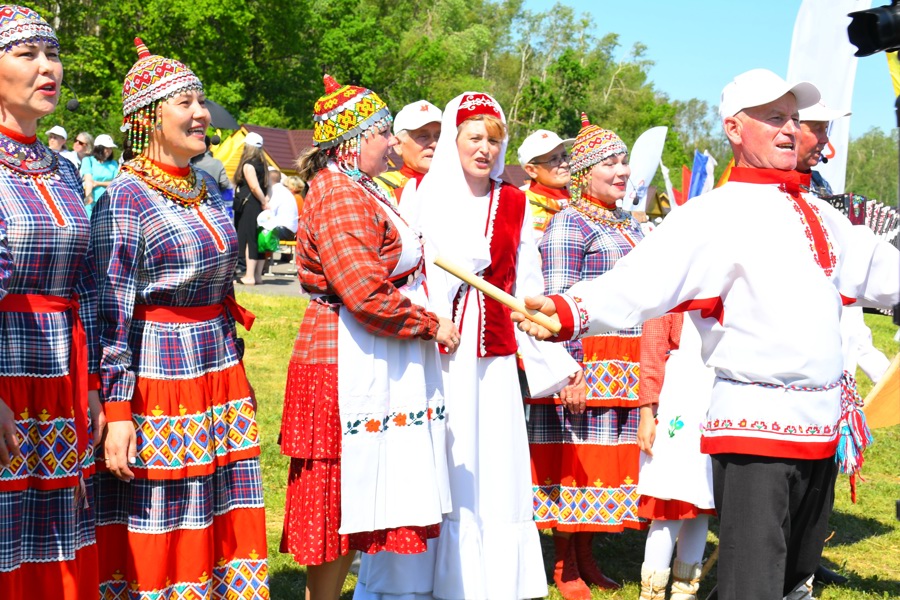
787,0,869,194
660,162,676,206
716,157,734,188
680,165,691,206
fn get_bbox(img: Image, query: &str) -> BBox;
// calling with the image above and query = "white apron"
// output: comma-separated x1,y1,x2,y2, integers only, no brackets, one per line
337,198,451,534
637,317,716,510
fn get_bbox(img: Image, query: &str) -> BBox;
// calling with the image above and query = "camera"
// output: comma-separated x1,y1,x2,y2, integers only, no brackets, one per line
848,0,900,56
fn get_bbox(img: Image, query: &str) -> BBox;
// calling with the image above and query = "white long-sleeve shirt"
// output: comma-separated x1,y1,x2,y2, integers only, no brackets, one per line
550,168,899,459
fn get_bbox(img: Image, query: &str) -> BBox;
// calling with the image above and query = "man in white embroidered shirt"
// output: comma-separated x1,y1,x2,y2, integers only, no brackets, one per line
512,69,900,600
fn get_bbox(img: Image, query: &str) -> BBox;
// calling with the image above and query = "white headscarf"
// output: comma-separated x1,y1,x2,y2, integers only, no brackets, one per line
402,92,509,317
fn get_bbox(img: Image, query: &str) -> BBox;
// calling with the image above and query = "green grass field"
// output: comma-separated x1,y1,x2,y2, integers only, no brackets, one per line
238,291,900,599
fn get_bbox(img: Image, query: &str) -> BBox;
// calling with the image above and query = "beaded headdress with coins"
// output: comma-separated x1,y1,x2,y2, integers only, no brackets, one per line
120,38,203,156
569,113,628,199
0,5,57,51
312,74,391,180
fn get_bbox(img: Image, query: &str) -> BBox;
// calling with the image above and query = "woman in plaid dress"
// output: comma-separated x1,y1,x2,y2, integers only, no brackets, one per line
281,76,457,599
91,39,268,599
0,6,103,599
527,115,645,598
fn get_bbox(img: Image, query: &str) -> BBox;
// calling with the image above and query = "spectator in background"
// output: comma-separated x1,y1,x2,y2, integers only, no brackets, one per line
266,167,298,242
232,132,269,285
80,134,119,218
284,174,307,215
60,131,93,167
45,124,67,152
192,134,232,200
374,99,441,206
518,129,572,241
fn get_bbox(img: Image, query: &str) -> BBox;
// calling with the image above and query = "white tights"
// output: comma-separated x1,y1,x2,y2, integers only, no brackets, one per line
643,515,710,570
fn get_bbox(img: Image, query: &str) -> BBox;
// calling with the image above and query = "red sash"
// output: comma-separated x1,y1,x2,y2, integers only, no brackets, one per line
133,296,256,330
0,293,89,458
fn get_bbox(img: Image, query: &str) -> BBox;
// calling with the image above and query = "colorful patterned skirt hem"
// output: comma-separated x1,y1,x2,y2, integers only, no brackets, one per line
529,403,647,533
96,459,268,599
637,496,716,521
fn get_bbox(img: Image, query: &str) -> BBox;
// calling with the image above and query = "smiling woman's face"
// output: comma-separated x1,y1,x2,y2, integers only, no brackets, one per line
0,41,61,125
587,153,630,203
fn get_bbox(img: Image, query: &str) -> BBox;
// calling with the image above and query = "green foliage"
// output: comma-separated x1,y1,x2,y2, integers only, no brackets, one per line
24,0,894,194
845,128,899,204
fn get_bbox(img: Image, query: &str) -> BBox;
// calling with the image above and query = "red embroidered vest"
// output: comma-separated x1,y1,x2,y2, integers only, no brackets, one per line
453,182,526,357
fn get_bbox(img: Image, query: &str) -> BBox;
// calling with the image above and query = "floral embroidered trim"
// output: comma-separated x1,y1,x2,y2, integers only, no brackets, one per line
0,130,59,178
704,417,836,437
571,295,590,338
477,182,500,357
668,416,684,438
570,195,640,232
344,404,446,435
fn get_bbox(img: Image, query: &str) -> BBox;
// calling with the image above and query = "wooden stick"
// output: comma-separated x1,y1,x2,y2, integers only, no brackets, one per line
699,544,719,582
433,255,561,334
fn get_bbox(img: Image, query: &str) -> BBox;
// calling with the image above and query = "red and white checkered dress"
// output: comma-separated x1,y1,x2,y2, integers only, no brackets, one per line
280,168,441,566
0,127,100,600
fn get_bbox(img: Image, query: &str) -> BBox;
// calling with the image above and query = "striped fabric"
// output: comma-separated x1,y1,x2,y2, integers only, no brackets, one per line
0,136,99,597
91,170,242,406
91,166,268,598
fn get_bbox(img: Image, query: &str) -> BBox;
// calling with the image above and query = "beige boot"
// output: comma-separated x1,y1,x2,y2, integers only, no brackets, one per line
670,559,702,600
639,564,670,600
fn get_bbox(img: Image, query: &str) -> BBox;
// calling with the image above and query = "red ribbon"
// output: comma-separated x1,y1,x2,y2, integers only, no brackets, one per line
134,297,255,331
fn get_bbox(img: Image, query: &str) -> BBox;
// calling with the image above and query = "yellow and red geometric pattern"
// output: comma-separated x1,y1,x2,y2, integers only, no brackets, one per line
122,38,202,117
312,75,390,149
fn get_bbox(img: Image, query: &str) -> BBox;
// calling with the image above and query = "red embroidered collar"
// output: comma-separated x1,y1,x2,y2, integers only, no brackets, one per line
400,164,425,186
0,124,37,144
581,191,618,210
728,167,811,196
529,180,570,201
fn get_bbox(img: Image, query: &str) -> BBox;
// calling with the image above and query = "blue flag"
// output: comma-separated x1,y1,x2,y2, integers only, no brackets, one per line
688,150,709,200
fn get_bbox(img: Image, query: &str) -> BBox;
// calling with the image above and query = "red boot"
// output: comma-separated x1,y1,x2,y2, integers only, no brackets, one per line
572,532,621,590
552,535,591,600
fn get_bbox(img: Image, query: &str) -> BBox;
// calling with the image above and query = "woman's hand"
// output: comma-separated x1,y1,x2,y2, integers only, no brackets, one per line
512,296,558,340
435,317,460,354
104,420,137,482
637,405,657,456
558,369,586,414
88,391,107,451
0,397,23,467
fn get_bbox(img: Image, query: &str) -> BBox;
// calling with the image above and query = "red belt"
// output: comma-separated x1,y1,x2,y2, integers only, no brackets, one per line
0,293,89,458
133,296,255,330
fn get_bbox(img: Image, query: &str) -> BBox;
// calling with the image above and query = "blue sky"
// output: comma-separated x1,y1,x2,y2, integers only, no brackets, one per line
522,0,896,137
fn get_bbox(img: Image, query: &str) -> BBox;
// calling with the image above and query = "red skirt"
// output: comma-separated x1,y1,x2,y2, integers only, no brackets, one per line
280,361,439,566
638,495,717,521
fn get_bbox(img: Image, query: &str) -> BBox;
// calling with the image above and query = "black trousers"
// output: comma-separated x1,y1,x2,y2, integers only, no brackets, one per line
712,453,837,600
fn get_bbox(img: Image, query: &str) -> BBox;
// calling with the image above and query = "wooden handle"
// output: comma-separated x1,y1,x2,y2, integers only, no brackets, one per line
433,255,561,334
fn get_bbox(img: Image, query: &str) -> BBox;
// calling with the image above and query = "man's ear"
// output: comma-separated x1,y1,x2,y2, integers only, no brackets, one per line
523,163,538,180
723,115,742,146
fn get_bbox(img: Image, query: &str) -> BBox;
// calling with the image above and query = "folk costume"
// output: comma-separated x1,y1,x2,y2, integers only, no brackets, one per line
525,116,643,596
546,164,900,598
280,76,450,574
0,7,101,599
374,100,442,208
92,39,268,599
637,313,716,600
400,92,578,600
525,181,568,240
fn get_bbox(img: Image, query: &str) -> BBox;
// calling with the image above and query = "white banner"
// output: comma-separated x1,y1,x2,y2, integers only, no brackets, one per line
787,0,871,195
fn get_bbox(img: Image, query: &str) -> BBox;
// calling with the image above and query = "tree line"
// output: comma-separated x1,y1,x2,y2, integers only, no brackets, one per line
34,0,898,202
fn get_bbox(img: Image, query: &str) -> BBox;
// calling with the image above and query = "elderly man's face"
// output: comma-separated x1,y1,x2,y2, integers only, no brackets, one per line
396,122,441,174
727,93,800,171
796,121,829,172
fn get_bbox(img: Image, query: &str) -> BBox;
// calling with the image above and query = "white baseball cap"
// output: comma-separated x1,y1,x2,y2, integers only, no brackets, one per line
799,100,851,123
392,101,442,135
517,129,573,167
93,134,117,148
45,125,67,139
244,131,264,147
719,69,820,119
